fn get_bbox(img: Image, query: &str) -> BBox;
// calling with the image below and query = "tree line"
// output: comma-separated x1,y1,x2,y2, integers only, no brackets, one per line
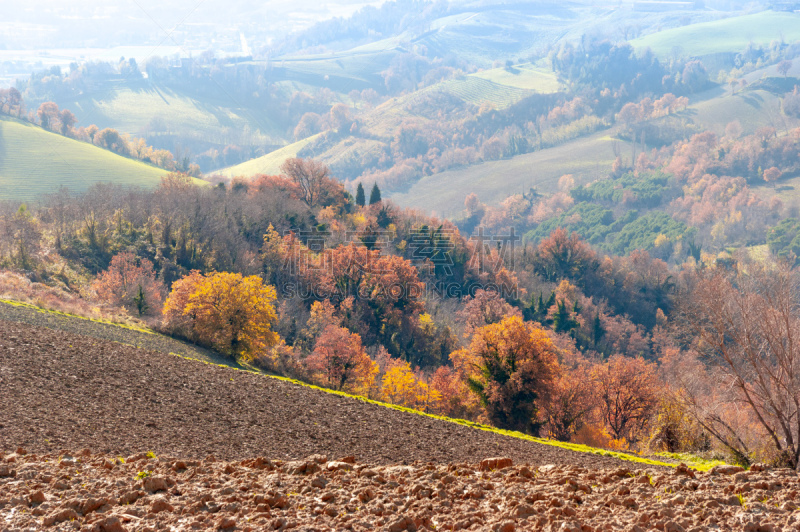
3,156,800,468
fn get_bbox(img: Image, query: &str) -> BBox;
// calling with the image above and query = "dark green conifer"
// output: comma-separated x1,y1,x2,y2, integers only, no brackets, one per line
553,300,578,334
369,183,382,205
592,313,605,345
355,182,365,207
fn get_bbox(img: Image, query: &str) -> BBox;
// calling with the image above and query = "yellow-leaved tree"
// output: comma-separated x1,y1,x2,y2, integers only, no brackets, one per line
163,271,278,360
380,358,438,411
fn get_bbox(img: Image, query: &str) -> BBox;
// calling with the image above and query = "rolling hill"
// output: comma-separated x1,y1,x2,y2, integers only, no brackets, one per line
217,134,320,178
389,67,800,217
217,61,564,182
630,10,800,59
28,2,723,176
0,117,175,203
216,51,800,218
390,131,618,218
57,80,291,148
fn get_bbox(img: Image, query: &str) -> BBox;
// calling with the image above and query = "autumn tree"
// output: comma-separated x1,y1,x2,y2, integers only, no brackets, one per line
778,60,792,78
1,204,42,269
429,365,479,418
534,228,598,283
281,157,339,208
294,299,342,352
464,193,481,216
454,316,559,434
294,112,321,140
94,128,130,156
457,289,521,337
543,353,597,441
380,357,432,409
37,102,60,131
679,263,800,469
59,109,77,136
681,60,708,93
591,355,659,444
0,88,24,117
306,325,377,393
163,271,278,359
93,252,165,316
763,166,781,186
311,243,426,362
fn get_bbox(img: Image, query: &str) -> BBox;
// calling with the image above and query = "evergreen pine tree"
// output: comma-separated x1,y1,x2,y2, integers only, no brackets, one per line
133,284,148,316
592,312,605,345
553,300,577,334
369,183,382,205
355,183,366,207
544,292,556,312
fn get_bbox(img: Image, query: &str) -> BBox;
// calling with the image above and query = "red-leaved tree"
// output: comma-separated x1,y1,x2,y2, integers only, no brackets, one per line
305,325,378,394
591,354,659,444
93,252,165,316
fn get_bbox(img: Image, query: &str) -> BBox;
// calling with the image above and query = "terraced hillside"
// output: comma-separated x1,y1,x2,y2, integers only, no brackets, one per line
0,117,171,203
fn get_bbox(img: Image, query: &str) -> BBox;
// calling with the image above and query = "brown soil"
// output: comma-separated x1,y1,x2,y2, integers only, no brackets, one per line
2,318,800,531
0,300,226,364
1,318,647,468
1,449,798,531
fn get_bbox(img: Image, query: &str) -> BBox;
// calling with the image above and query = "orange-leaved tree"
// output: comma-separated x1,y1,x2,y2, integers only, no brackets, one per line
93,252,165,316
535,228,598,283
428,365,480,419
163,271,278,359
305,325,378,394
453,315,559,434
457,289,521,337
591,354,659,445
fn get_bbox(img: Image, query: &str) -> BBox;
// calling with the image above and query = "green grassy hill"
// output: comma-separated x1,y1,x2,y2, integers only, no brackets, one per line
688,87,800,136
0,116,173,203
389,131,618,218
218,134,320,178
471,64,561,92
59,80,290,147
631,11,800,58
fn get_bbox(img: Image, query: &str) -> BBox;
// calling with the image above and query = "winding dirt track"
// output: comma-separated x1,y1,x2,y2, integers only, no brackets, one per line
0,318,638,469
